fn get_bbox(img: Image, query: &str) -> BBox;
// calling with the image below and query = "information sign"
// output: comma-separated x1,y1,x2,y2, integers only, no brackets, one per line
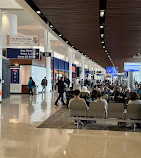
6,48,40,59
11,69,20,84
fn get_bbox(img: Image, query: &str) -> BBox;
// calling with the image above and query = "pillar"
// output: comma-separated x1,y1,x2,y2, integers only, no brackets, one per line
68,49,73,83
2,14,17,36
128,71,133,91
44,29,51,92
88,60,91,80
0,10,2,102
81,56,85,80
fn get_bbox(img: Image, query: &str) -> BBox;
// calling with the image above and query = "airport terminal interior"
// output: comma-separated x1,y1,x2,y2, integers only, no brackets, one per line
0,0,141,157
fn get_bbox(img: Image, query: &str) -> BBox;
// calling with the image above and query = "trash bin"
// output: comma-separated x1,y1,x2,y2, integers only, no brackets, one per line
34,85,39,95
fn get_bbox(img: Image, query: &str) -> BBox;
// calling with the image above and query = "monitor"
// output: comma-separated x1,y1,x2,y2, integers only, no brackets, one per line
124,62,140,72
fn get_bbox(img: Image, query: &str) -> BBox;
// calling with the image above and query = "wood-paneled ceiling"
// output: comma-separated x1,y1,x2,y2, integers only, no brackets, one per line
105,0,141,71
31,0,141,71
32,0,112,68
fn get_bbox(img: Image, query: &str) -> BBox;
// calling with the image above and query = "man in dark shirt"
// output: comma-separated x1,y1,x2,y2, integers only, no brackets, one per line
55,77,66,106
64,75,70,88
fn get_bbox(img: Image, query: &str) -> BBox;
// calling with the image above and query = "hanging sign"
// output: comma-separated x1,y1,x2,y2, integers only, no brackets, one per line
7,35,39,46
6,48,40,59
42,52,51,57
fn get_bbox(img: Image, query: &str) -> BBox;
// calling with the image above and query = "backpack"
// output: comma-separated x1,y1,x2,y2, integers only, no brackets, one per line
32,80,35,86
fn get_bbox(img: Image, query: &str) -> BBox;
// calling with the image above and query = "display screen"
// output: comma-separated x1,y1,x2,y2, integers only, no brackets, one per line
72,66,76,72
124,63,140,72
106,66,118,74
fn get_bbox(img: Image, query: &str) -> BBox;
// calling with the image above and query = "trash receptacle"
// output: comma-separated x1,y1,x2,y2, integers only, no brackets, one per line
34,85,39,95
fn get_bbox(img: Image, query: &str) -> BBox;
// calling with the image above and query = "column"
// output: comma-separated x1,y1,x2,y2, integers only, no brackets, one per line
88,60,91,80
44,29,52,92
128,71,133,91
0,10,2,102
2,14,17,36
68,49,72,83
93,63,96,79
81,55,85,80
0,9,2,102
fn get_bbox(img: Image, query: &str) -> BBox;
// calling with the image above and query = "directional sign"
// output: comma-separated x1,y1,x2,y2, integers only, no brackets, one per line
6,48,40,59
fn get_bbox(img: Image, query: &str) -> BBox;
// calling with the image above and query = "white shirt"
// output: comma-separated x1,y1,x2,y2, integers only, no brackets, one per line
128,100,141,104
68,97,89,110
94,98,108,115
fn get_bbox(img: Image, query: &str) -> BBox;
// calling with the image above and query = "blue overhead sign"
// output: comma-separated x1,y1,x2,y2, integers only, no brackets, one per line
6,48,40,59
106,66,118,74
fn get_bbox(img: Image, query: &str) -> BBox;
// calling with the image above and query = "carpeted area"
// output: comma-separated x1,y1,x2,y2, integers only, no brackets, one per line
37,107,140,132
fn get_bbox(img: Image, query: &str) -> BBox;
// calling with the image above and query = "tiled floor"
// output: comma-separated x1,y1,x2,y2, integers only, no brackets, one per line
0,93,141,158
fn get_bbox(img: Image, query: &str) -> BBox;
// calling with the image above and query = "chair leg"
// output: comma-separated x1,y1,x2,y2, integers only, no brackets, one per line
77,119,79,129
134,123,137,131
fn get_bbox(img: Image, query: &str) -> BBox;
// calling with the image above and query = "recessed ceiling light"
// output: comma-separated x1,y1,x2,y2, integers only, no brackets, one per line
100,10,105,17
37,11,41,14
101,41,104,43
50,25,53,28
103,46,105,48
100,25,104,29
101,34,104,38
105,50,107,52
59,34,62,37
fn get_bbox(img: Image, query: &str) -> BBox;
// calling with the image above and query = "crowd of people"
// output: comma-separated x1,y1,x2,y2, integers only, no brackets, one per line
55,76,141,109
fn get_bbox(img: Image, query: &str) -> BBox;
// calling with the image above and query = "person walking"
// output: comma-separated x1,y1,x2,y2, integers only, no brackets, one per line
55,77,66,106
27,77,35,96
41,77,47,94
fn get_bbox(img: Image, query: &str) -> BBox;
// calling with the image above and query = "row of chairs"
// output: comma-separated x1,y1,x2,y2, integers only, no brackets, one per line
69,102,141,129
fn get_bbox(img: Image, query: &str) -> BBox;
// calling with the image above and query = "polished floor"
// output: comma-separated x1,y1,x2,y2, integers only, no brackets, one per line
0,93,141,158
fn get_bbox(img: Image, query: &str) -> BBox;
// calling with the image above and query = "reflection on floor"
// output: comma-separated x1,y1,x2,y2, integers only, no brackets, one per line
0,93,141,158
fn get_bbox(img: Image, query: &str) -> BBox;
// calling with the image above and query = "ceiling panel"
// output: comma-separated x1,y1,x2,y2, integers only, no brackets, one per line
31,0,112,68
105,0,141,71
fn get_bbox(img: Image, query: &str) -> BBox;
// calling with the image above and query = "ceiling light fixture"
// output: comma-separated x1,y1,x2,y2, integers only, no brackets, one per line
66,41,68,43
103,46,105,48
37,11,41,14
50,25,53,28
100,10,105,17
100,25,104,29
59,34,62,37
101,41,104,43
101,34,104,38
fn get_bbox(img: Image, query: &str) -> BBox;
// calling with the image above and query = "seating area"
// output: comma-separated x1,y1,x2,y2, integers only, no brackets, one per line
69,102,141,130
